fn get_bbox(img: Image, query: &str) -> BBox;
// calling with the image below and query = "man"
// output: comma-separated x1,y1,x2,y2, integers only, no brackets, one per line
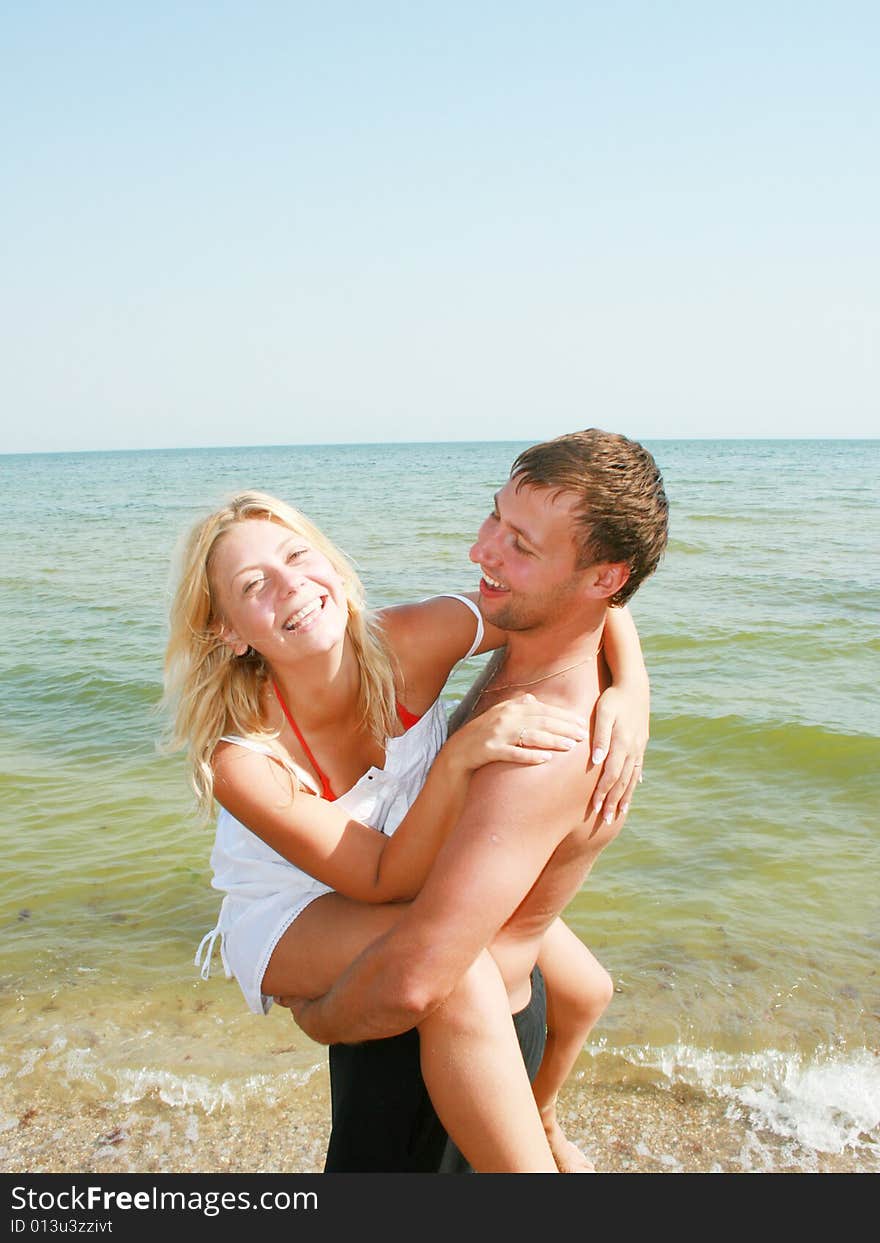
287,428,669,1172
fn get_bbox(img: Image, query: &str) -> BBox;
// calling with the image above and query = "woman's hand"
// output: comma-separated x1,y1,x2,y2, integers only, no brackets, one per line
448,693,590,774
589,682,650,823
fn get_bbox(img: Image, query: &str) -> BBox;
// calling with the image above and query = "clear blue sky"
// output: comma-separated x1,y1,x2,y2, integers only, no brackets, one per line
3,1,878,452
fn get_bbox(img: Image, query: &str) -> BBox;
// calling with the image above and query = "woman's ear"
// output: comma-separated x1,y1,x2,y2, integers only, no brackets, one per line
216,623,249,657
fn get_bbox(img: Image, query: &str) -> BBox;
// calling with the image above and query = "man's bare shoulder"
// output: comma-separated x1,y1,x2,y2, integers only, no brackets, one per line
465,741,599,833
462,722,627,865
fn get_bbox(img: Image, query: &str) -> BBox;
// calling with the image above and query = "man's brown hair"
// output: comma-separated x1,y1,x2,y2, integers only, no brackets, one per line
510,429,668,606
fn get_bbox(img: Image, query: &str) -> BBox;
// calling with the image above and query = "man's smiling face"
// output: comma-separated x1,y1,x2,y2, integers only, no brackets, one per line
468,478,591,631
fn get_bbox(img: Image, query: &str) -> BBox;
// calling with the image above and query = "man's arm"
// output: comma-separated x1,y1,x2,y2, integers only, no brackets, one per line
287,747,594,1045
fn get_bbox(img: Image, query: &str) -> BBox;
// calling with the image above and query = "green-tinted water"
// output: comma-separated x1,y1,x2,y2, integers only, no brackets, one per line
1,439,878,1166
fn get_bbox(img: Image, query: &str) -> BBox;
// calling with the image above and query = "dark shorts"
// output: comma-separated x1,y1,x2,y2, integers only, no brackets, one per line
323,965,547,1173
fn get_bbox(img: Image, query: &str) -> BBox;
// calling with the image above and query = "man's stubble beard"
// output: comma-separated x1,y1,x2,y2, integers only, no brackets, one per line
479,578,582,634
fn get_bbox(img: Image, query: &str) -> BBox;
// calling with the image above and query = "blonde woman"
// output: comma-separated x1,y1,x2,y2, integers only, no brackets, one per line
165,491,648,1172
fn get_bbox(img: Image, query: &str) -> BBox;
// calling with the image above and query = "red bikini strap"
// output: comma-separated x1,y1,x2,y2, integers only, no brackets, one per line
272,680,336,801
396,701,422,730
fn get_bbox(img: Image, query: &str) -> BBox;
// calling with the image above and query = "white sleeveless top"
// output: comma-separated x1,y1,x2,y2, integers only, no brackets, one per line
194,594,484,1015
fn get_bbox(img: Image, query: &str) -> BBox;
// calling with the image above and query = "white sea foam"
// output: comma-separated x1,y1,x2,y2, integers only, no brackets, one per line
725,1056,880,1155
588,1042,880,1157
4,1040,324,1114
113,1064,326,1112
15,1043,59,1079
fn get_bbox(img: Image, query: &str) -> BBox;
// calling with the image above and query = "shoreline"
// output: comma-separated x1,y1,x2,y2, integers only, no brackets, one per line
3,1072,876,1176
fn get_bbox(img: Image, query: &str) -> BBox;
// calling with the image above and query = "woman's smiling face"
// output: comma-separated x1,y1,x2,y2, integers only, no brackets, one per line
209,518,349,664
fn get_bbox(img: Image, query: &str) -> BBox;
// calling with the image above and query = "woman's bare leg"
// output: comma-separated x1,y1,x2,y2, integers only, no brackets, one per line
261,893,405,998
533,918,614,1172
418,949,556,1172
262,894,556,1173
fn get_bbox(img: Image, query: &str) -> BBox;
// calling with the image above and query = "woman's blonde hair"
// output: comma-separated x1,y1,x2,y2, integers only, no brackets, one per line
163,491,399,818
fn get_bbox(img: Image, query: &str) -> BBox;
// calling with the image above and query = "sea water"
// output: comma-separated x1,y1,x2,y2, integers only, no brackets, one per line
1,439,878,1169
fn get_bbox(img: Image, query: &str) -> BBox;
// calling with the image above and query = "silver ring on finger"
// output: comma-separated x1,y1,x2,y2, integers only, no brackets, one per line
517,729,525,747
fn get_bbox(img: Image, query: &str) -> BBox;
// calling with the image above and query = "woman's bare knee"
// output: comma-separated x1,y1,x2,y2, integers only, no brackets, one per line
549,964,613,1036
578,965,614,1022
422,950,510,1040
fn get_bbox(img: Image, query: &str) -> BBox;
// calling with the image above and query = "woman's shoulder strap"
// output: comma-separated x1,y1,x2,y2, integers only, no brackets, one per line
218,734,277,757
425,593,485,658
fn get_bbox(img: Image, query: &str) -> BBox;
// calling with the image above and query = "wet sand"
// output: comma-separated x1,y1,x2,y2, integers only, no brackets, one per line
3,1070,875,1175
